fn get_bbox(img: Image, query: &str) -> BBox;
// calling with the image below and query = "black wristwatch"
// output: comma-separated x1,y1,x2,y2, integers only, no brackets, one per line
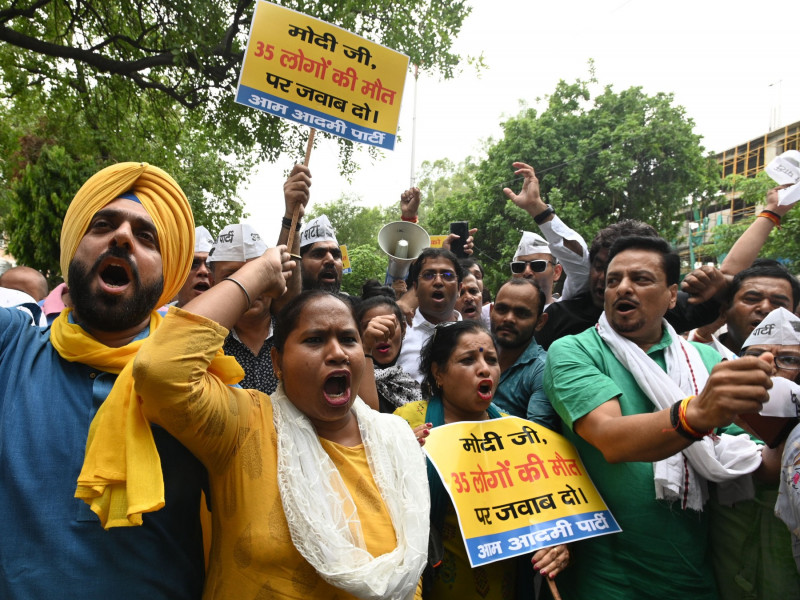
533,204,555,225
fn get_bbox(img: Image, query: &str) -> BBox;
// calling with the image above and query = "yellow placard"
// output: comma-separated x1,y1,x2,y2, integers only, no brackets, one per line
235,1,409,150
429,235,448,249
424,416,620,567
340,244,351,274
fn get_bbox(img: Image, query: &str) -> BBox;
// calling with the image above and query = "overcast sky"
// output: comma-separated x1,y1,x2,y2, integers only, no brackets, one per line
240,0,800,244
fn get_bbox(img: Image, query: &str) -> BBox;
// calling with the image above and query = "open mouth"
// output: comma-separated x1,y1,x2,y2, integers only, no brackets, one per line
98,260,132,291
193,282,210,292
323,371,352,406
432,290,445,301
477,379,494,401
614,300,638,314
319,269,337,282
461,304,477,316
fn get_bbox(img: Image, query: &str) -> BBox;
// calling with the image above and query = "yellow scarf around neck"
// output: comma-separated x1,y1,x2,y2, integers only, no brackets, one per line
50,309,243,528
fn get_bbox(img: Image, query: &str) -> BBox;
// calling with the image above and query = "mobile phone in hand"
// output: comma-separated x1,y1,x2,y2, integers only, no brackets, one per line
449,221,469,258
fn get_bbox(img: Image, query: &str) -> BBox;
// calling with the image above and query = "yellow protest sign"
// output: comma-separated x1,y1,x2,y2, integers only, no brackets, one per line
236,1,409,150
428,235,448,249
424,416,620,567
340,244,351,274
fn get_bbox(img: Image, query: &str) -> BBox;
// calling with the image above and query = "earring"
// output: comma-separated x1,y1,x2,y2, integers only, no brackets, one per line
275,370,282,380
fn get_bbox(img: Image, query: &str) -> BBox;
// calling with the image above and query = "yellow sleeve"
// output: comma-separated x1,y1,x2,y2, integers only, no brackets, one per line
134,307,261,474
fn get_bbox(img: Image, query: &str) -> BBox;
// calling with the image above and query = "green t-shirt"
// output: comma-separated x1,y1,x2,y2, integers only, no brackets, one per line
544,326,721,600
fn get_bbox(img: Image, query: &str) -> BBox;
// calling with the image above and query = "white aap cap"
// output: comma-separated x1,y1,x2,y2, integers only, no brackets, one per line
299,214,338,249
742,307,800,349
194,226,215,253
514,231,551,260
206,223,268,263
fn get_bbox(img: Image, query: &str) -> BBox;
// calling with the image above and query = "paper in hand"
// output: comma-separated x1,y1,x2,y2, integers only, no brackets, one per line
766,150,800,206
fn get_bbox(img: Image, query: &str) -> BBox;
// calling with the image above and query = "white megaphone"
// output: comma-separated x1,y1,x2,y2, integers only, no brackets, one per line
378,221,431,284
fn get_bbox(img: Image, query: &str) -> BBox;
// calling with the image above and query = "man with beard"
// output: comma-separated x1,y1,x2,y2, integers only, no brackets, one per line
0,163,206,600
298,214,343,293
397,248,463,383
490,278,557,431
174,225,215,307
544,235,770,599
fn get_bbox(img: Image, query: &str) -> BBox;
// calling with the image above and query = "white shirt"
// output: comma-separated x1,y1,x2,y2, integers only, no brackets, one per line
539,214,590,301
397,309,462,383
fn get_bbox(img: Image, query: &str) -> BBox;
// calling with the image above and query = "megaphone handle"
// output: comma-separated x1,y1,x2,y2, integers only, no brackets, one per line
286,128,316,255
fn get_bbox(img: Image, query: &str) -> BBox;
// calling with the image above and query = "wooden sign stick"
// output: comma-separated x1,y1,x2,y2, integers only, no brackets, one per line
286,127,315,255
547,577,562,600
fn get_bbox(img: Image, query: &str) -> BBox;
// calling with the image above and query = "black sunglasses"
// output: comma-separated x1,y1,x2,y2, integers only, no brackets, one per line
510,259,552,274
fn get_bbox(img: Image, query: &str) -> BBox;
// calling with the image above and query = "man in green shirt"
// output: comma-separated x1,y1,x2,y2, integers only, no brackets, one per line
544,235,773,599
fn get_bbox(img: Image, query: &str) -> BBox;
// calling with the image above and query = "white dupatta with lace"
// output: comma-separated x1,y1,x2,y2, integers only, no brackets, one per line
271,383,429,599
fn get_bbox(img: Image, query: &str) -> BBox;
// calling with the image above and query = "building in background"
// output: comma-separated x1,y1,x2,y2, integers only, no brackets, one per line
678,120,800,272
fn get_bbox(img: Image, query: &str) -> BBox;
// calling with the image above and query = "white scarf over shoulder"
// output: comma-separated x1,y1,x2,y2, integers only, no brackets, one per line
597,314,762,510
271,383,429,599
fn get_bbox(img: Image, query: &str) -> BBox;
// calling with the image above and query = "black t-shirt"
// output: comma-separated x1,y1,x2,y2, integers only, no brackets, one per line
535,291,722,350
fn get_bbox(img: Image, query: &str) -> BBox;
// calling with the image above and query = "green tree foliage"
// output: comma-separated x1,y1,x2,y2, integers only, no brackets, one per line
697,172,800,272
341,244,388,296
421,72,720,293
0,0,471,277
305,195,396,295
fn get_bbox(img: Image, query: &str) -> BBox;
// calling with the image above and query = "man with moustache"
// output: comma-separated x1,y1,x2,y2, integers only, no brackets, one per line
174,225,215,307
490,278,557,431
298,214,343,293
397,248,463,383
0,163,206,599
716,260,800,356
708,307,800,599
455,272,482,322
544,235,771,600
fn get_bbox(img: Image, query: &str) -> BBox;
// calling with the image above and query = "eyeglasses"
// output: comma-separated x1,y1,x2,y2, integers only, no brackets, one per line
190,258,208,271
510,259,552,274
419,270,457,283
742,350,800,371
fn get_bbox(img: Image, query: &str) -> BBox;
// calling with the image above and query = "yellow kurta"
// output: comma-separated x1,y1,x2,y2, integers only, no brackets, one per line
135,309,421,599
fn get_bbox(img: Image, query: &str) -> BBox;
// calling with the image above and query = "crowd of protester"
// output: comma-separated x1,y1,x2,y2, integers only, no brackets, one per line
1,159,800,600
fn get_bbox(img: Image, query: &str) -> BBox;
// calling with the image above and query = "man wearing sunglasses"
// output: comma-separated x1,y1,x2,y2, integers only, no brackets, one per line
504,162,589,308
174,225,215,307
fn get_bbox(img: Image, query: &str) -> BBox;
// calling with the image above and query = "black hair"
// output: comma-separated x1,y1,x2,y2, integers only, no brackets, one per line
497,278,546,317
607,235,680,286
589,219,659,263
458,257,484,279
408,248,463,286
420,320,495,397
272,290,355,352
360,279,396,300
728,258,800,308
355,295,406,335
